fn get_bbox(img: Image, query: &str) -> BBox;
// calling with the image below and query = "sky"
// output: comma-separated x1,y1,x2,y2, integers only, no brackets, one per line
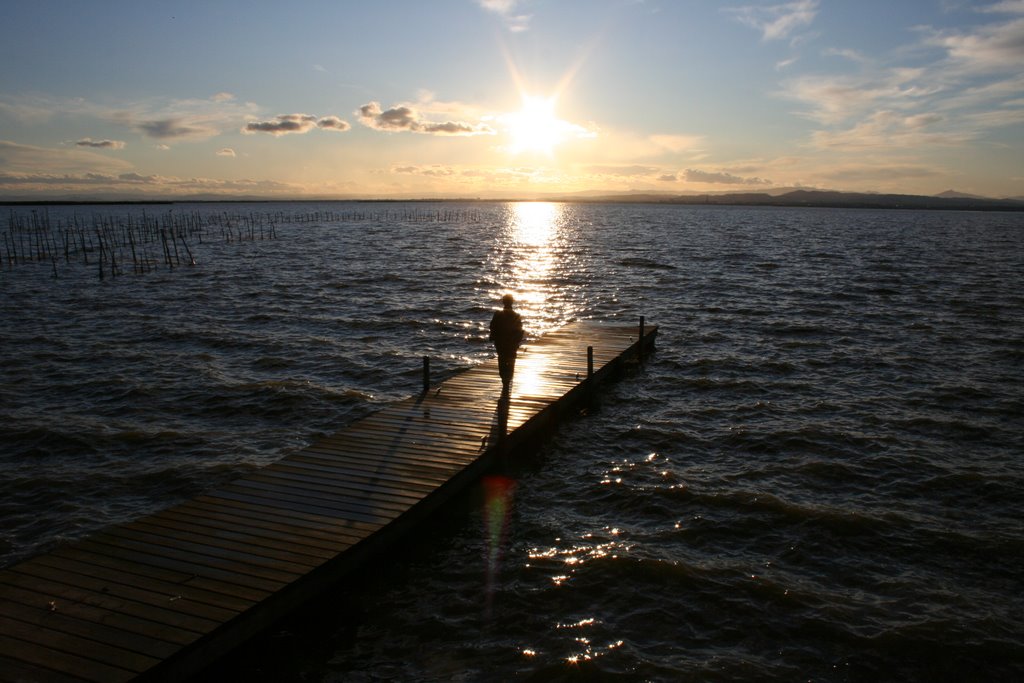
1,0,1022,200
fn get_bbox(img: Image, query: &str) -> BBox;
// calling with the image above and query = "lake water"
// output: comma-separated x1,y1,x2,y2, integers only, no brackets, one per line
1,201,1022,681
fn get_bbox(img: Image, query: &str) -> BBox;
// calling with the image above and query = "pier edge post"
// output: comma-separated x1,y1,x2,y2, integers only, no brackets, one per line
639,316,646,361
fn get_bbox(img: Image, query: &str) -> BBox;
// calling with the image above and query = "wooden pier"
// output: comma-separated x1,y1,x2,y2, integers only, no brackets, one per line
0,321,657,682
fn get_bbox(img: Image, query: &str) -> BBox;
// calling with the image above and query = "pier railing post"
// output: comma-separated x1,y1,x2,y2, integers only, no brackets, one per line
422,356,430,394
587,346,594,380
638,316,646,361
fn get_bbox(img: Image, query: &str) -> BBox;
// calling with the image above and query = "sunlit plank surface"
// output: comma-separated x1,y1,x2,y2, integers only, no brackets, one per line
0,321,656,682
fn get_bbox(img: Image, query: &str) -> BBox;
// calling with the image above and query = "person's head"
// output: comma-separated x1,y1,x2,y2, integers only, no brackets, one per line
501,294,515,309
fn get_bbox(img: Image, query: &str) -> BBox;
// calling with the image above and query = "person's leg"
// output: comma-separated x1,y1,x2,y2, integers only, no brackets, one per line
498,352,513,389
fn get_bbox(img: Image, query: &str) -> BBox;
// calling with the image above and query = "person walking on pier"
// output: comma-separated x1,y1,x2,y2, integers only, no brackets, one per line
489,294,524,394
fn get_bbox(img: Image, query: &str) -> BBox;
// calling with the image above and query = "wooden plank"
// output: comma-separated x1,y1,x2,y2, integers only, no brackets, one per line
216,483,401,526
125,516,330,566
0,571,216,637
284,454,468,488
247,470,427,508
68,537,281,599
0,581,200,648
45,543,266,609
248,468,426,505
354,412,486,434
336,425,484,456
308,433,482,463
227,478,412,518
99,526,311,579
0,654,90,683
299,441,477,471
295,443,471,473
194,494,381,536
28,553,255,615
0,613,159,676
187,496,374,541
205,488,393,528
0,633,135,683
0,595,180,660
3,561,234,627
266,459,442,492
157,506,352,555
89,529,297,587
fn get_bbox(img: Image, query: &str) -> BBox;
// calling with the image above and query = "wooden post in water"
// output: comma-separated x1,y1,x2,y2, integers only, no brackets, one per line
422,356,430,394
586,345,595,402
639,316,646,361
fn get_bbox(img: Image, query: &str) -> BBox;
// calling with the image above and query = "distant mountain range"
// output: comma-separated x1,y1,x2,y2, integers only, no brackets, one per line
550,189,1024,211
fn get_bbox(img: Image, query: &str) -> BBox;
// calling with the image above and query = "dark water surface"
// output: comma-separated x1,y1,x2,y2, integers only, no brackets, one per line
2,202,1023,681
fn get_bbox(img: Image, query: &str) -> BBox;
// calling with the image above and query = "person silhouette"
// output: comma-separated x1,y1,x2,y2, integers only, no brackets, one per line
489,294,524,394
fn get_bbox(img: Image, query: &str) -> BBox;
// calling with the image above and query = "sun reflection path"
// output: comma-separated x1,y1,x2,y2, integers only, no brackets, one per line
495,201,582,338
514,200,558,248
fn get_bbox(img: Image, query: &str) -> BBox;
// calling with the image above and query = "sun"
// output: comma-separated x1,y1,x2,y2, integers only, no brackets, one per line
503,95,570,156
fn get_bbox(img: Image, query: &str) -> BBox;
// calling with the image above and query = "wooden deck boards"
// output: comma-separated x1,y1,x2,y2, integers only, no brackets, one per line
0,321,656,682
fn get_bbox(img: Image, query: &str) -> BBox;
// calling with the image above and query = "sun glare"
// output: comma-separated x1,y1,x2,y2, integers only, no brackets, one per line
504,95,569,155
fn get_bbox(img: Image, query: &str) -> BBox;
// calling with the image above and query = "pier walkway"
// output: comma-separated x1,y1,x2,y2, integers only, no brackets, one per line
0,321,657,682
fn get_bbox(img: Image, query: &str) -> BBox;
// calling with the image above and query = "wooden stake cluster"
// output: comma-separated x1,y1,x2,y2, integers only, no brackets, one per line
1,209,277,279
278,207,485,224
1,204,483,279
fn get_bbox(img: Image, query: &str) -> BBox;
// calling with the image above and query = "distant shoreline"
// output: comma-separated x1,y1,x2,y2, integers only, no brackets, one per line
2,189,1023,212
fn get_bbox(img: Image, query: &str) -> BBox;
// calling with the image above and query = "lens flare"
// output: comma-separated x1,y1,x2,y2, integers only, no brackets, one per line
483,475,516,615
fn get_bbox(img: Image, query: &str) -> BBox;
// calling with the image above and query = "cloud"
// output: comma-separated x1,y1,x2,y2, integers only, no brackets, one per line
117,172,159,183
777,13,1024,162
0,140,133,175
216,148,236,157
476,0,531,32
781,68,935,125
809,110,974,150
106,95,259,143
243,114,318,135
134,117,220,140
903,113,945,128
391,164,456,177
0,94,64,125
649,134,705,153
924,17,1024,73
584,164,661,177
357,102,494,136
75,138,126,149
684,168,772,185
726,0,818,41
979,1,1024,14
316,115,352,132
243,113,351,136
820,164,944,183
2,93,254,143
962,106,1024,129
824,47,867,63
0,169,299,197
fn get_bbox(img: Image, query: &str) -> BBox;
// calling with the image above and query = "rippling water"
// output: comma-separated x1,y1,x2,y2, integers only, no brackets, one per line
2,202,1023,681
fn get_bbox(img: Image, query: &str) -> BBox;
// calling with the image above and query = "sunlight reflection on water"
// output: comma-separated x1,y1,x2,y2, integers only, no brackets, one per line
493,201,584,338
